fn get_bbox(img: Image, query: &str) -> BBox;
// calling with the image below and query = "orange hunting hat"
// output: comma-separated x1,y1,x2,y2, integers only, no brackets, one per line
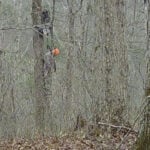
52,48,60,56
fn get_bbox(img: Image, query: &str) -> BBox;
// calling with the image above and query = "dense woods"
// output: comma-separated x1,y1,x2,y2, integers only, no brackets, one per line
0,0,149,149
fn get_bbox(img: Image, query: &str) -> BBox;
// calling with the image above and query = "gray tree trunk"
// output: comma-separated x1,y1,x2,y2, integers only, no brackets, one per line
136,1,150,149
66,1,74,110
104,0,128,125
32,0,46,136
44,0,55,134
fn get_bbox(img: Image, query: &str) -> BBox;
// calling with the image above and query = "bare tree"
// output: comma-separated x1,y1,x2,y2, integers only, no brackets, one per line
136,1,150,149
65,1,74,110
32,0,46,135
104,0,128,125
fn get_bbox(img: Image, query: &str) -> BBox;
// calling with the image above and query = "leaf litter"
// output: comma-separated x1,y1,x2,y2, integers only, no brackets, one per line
0,130,137,150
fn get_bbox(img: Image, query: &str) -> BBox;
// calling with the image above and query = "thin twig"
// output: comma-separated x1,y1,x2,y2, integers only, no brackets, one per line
98,122,137,133
0,26,32,30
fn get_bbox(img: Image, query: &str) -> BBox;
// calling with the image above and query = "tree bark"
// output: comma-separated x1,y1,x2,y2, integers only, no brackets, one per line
104,0,114,121
50,0,55,48
136,1,150,149
44,0,55,134
66,1,74,109
104,0,128,124
32,0,46,136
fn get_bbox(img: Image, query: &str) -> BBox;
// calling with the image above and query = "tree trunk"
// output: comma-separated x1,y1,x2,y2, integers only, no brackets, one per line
104,0,114,122
136,1,150,149
66,1,74,110
44,0,55,134
50,0,55,48
32,0,46,136
114,0,128,124
104,0,128,125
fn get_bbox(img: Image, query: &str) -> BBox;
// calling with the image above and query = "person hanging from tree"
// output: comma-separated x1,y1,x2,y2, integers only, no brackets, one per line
44,45,60,76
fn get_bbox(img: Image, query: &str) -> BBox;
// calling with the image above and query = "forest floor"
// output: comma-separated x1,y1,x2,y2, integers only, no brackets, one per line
0,130,137,150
